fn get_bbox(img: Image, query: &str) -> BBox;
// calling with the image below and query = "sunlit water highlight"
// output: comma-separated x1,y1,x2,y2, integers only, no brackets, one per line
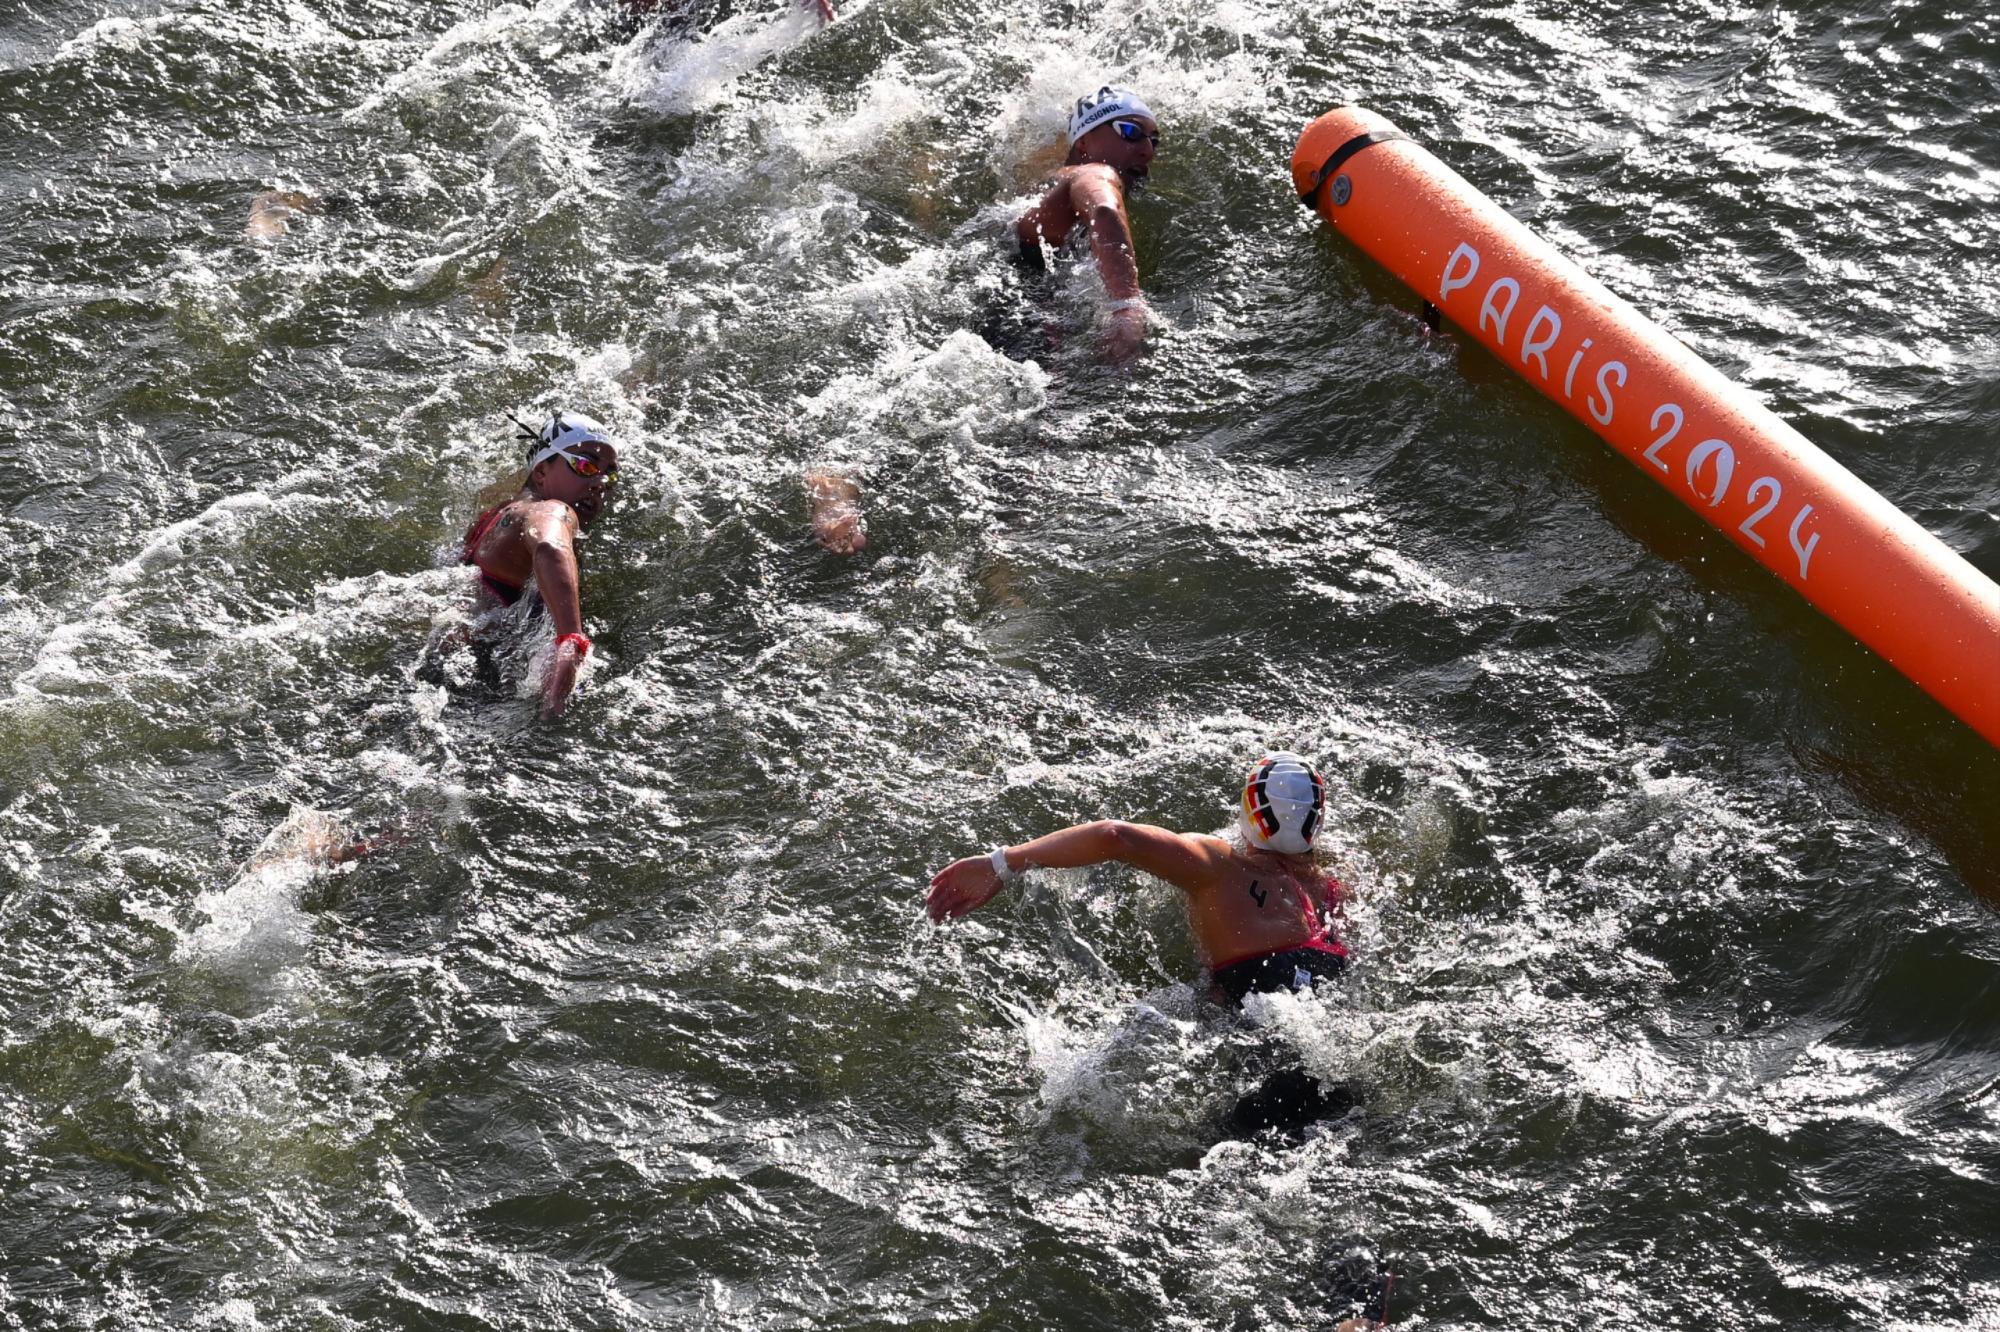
3,0,1999,1328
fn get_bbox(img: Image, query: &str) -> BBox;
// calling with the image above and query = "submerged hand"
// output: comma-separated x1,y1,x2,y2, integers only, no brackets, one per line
1101,303,1146,364
540,638,586,719
806,469,867,555
801,0,834,22
812,504,866,555
246,190,317,241
926,856,1005,923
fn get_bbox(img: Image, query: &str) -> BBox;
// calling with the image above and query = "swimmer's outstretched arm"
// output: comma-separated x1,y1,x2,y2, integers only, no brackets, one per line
522,501,589,718
1066,168,1146,360
925,820,1229,922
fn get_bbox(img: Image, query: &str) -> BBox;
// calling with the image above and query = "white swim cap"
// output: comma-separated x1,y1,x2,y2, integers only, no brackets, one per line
523,410,615,469
1068,85,1155,145
1238,752,1325,855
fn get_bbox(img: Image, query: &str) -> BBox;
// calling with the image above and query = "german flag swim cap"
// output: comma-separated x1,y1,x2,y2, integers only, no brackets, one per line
1239,752,1325,855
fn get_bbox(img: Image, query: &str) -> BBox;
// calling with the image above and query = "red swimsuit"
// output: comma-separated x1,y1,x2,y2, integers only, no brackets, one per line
461,505,525,605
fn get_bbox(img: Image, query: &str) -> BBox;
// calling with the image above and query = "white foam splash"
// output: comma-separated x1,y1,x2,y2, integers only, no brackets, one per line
615,5,825,115
103,488,335,590
799,329,1048,475
345,5,549,122
180,807,347,966
49,4,351,82
54,16,157,59
754,68,932,167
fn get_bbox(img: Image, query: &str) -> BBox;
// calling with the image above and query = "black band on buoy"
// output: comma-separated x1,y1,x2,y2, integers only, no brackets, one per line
1297,130,1411,207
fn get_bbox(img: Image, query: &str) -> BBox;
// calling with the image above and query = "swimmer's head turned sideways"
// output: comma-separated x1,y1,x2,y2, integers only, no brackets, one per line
1013,85,1162,361
1066,85,1159,189
514,410,620,529
458,410,623,717
928,761,1394,1317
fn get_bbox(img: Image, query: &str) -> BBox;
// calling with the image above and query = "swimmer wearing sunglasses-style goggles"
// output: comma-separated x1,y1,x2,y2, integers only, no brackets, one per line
1110,118,1160,147
529,443,620,486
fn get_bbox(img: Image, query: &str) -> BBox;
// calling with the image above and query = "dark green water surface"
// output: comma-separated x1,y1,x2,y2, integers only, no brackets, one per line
3,0,1998,1327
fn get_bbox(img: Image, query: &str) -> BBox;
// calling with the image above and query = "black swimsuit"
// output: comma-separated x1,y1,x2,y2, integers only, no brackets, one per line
981,227,1067,361
1214,872,1360,1141
1212,945,1350,1006
1014,230,1048,276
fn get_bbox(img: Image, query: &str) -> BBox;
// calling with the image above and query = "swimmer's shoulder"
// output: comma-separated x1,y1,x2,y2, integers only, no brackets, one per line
1171,834,1250,896
513,497,580,542
1062,162,1125,199
1030,162,1118,201
475,496,532,534
469,496,577,560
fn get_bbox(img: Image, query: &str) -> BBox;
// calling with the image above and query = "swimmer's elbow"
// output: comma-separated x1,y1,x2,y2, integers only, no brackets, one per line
1100,820,1149,859
1058,820,1133,862
530,534,577,570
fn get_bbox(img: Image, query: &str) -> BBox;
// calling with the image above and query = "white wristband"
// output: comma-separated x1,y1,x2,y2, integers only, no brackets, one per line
989,847,1019,881
1105,297,1147,313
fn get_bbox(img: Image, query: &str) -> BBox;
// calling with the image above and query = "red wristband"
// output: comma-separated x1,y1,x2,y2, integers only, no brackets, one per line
555,632,592,658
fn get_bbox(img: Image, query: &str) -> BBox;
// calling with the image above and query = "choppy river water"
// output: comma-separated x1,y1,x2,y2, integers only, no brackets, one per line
3,1,1999,1328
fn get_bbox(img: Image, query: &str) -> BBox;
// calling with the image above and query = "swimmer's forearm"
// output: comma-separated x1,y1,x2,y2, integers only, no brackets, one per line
929,822,1204,924
1086,205,1142,304
929,823,1192,923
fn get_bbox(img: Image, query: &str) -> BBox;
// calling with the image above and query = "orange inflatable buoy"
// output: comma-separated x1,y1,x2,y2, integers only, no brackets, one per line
1292,106,2000,749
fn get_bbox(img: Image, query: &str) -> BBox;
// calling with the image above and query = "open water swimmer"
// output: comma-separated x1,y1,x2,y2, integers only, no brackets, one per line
982,83,1160,366
9,2,2000,1329
432,411,620,719
811,83,1162,554
927,753,1395,1324
928,754,1352,1008
1014,85,1158,364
